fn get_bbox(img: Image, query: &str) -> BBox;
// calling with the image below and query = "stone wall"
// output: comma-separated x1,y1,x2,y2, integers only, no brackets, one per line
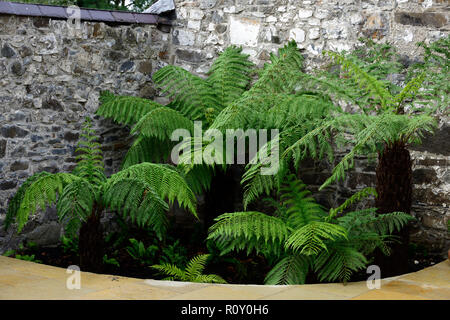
0,0,449,255
0,14,170,250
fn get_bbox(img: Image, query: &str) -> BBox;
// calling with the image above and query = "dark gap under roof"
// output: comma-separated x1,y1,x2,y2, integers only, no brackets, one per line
0,1,169,25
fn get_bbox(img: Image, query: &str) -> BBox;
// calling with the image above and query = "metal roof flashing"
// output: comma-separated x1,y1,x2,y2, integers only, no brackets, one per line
0,1,167,25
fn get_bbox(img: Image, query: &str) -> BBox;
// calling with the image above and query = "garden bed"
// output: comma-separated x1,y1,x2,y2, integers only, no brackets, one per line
4,221,445,285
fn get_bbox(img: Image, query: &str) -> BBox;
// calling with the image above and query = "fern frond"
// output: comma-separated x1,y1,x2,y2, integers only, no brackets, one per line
108,163,197,217
314,240,367,283
328,187,377,220
207,45,254,106
56,179,95,234
280,176,327,229
153,65,222,121
392,72,425,111
193,274,227,284
264,254,310,285
72,118,106,187
131,107,194,140
179,164,214,195
5,171,53,230
253,40,304,95
152,254,227,283
370,212,415,235
208,211,290,256
326,51,393,110
241,160,288,209
184,254,209,279
285,221,347,255
102,178,169,239
97,91,162,126
13,173,81,232
121,136,174,169
151,263,186,280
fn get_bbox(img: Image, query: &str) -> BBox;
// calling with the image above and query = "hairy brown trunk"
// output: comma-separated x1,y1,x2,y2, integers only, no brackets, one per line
374,140,412,277
79,203,104,273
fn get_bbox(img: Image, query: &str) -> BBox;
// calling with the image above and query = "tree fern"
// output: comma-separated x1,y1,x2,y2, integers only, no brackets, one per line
5,118,198,270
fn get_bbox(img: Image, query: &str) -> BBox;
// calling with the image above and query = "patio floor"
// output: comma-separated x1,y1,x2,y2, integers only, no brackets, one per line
0,256,448,300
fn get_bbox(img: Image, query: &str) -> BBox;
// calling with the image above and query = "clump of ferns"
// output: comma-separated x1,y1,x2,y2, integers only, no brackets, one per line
207,175,414,285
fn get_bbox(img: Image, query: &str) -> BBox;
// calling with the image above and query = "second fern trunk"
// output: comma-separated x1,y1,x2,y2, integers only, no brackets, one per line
79,204,104,273
374,140,412,277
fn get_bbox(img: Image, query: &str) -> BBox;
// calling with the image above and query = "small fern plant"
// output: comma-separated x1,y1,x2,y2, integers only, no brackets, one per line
4,118,198,272
151,254,227,284
126,238,159,265
208,175,413,285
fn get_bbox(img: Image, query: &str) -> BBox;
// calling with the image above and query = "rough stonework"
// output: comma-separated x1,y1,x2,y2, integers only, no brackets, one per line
0,14,170,251
0,0,448,256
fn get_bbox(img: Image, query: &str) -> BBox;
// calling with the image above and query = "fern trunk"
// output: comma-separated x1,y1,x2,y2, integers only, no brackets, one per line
374,140,412,276
79,203,104,273
203,166,243,232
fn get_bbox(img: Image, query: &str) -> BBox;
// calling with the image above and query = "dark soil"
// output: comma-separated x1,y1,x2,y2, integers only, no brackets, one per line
6,222,446,285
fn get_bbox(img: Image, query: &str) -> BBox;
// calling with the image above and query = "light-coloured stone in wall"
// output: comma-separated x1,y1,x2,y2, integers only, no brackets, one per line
403,28,414,42
190,9,205,20
224,6,236,14
314,9,330,20
205,34,219,45
229,16,261,47
289,28,306,43
298,9,313,19
422,0,433,9
350,13,363,25
308,28,320,40
280,12,294,23
328,40,353,52
177,7,188,19
173,29,196,46
308,18,321,26
188,20,201,30
307,42,324,56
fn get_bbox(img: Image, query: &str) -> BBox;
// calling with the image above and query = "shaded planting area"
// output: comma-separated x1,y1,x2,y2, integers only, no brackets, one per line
3,36,449,284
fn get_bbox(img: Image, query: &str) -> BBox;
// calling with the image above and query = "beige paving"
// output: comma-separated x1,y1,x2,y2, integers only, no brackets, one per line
0,256,448,300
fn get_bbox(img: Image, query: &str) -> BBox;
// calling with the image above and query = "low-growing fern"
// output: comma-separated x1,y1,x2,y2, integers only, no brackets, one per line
151,254,227,284
208,175,413,284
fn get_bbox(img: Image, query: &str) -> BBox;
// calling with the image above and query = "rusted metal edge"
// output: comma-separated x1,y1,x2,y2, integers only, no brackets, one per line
0,1,169,25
